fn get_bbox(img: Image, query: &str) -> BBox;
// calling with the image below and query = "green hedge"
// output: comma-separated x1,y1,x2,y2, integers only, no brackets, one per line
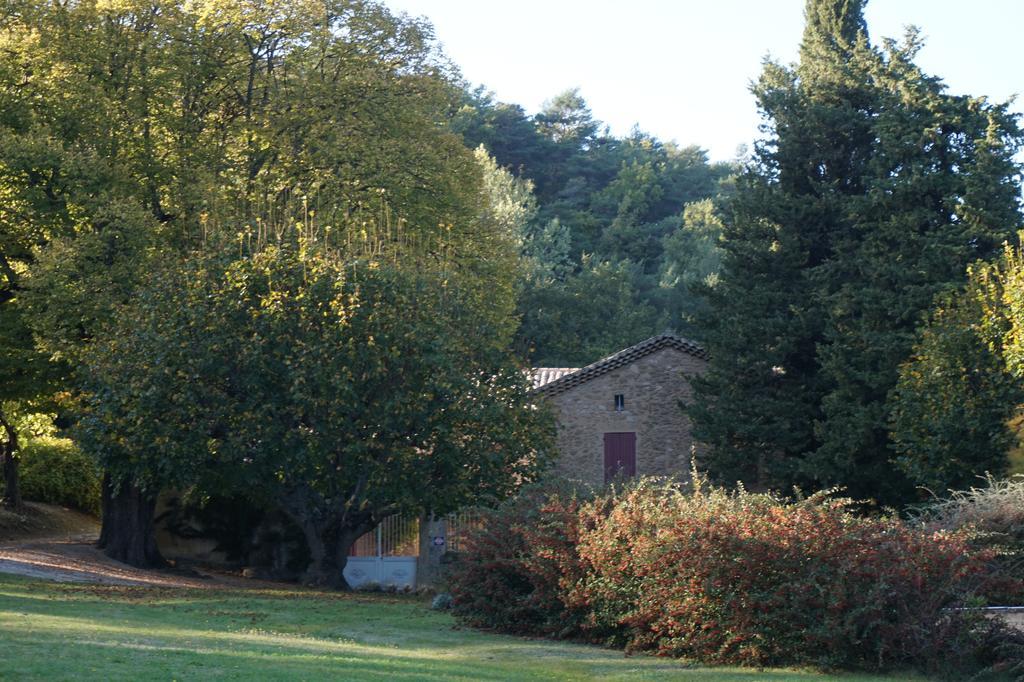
20,436,101,515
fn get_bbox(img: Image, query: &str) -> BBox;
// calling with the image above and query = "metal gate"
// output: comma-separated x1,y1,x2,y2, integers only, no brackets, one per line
343,514,419,589
443,509,484,553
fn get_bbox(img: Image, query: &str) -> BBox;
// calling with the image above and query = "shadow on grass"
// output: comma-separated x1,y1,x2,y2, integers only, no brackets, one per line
0,575,912,681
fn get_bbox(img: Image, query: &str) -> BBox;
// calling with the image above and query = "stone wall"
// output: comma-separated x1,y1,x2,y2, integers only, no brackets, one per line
543,346,706,487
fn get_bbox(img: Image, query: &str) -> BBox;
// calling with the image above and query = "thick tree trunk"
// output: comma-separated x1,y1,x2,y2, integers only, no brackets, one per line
3,450,21,510
277,483,382,590
291,515,375,590
0,408,21,510
98,473,113,548
297,519,346,588
332,527,372,591
97,475,165,568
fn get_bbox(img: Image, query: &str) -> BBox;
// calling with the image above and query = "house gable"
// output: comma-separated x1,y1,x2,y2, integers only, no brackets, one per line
535,335,707,487
533,334,708,397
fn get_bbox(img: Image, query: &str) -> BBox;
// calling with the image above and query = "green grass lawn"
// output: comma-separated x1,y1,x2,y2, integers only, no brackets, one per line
0,574,924,681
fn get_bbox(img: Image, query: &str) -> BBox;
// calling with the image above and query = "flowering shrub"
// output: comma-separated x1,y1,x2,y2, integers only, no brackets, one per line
921,474,1024,605
571,478,993,672
446,480,593,636
450,475,1020,676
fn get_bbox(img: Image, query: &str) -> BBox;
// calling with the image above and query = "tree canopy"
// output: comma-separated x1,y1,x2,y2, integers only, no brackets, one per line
78,244,553,585
891,237,1024,493
0,0,544,570
690,0,1023,505
453,87,736,365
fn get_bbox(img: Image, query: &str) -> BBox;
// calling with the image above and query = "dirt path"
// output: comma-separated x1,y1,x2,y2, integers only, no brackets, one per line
0,537,218,587
0,535,300,589
0,502,284,589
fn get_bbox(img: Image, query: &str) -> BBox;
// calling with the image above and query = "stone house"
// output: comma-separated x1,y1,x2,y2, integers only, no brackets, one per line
531,334,708,487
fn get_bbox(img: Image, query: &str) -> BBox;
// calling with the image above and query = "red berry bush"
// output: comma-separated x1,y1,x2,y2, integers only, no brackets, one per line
447,476,1023,677
921,474,1024,606
571,479,994,671
446,480,593,637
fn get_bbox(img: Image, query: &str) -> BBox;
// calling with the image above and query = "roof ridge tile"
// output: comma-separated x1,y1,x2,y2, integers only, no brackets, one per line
532,334,708,396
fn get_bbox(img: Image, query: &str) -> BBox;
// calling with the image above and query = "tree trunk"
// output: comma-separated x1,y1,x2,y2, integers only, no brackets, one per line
297,519,345,588
97,473,111,548
277,485,380,590
0,407,21,510
3,449,21,510
97,475,165,568
291,515,375,590
332,526,373,591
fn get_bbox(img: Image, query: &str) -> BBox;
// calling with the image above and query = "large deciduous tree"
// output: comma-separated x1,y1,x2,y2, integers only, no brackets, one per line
6,0,484,346
78,245,553,586
891,238,1024,493
0,9,69,507
0,0,517,562
691,0,1023,504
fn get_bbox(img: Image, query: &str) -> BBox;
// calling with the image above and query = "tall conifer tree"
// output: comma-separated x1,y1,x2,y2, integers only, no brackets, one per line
691,0,1022,504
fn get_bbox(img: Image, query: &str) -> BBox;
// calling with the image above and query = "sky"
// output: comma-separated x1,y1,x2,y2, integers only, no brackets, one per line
381,0,1024,162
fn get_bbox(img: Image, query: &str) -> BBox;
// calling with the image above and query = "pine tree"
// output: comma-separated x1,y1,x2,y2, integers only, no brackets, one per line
691,0,1022,504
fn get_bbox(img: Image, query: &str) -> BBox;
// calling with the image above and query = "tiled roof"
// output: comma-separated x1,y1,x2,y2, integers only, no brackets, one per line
529,367,580,389
531,334,708,397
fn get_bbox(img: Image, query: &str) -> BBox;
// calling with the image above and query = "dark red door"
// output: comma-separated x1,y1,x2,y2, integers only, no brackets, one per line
604,432,636,483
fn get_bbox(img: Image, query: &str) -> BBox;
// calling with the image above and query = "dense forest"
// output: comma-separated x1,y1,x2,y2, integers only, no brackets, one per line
451,87,737,366
0,0,1022,582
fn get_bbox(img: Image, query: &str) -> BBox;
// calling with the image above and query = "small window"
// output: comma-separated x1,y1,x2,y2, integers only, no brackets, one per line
614,394,625,411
